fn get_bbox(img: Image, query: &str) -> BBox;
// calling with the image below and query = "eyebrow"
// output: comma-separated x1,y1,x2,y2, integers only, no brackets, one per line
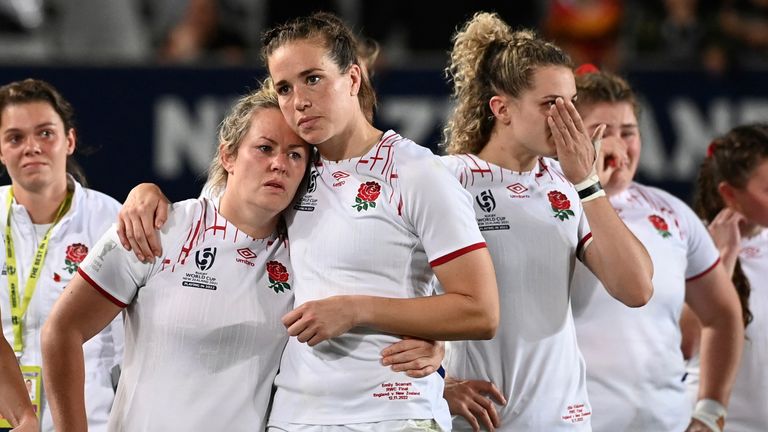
274,68,323,87
3,122,57,133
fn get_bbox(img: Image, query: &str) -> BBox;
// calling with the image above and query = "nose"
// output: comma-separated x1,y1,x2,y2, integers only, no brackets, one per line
293,86,311,111
271,152,288,173
23,137,42,155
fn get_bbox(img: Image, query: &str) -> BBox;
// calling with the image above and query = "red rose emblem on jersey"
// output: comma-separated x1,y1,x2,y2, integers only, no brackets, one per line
648,214,672,238
266,260,291,293
63,243,88,274
547,190,575,221
352,181,381,212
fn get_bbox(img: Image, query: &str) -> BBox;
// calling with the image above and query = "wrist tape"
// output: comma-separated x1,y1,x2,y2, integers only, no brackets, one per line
575,174,605,202
692,399,726,432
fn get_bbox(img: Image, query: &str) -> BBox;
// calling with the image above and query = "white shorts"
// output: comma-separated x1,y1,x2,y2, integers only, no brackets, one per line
267,419,443,432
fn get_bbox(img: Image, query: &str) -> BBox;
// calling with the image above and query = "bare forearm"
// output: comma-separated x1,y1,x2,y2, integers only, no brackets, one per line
697,318,744,405
583,197,654,306
41,325,88,432
353,293,497,341
0,340,36,426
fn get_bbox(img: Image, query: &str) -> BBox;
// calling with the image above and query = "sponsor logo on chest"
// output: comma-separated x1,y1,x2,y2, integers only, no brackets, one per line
332,170,349,188
236,247,256,267
506,182,530,198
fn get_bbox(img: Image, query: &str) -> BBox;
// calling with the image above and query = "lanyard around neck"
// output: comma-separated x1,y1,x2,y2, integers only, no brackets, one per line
5,187,73,357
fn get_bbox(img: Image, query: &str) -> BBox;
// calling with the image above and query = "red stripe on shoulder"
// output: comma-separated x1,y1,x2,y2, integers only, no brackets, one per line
686,257,721,282
77,267,129,308
430,242,487,267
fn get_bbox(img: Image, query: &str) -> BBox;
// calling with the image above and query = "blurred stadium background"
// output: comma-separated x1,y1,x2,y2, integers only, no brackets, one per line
1,0,766,203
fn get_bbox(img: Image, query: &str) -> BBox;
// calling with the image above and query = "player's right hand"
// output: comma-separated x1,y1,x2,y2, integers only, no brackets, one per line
444,377,506,432
117,183,169,262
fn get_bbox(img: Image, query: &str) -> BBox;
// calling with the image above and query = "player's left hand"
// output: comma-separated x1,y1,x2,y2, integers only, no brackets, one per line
547,97,602,184
381,337,444,378
282,296,357,346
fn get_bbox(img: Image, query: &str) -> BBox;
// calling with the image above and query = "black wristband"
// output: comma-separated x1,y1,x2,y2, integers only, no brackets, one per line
578,181,603,200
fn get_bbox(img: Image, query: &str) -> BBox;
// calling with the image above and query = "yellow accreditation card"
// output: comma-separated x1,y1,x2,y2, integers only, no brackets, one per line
0,365,42,428
21,365,43,418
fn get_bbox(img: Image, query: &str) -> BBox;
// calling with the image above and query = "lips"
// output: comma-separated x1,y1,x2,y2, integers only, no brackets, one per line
21,161,46,169
297,116,319,128
264,180,285,191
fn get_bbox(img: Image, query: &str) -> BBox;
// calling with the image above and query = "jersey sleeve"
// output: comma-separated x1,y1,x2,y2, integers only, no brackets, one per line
673,196,721,281
78,199,202,306
77,227,156,307
400,155,486,266
576,200,593,261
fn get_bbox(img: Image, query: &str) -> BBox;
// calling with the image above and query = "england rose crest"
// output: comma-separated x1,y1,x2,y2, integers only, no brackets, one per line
63,243,88,274
266,260,291,293
648,214,672,238
352,181,381,212
547,190,575,221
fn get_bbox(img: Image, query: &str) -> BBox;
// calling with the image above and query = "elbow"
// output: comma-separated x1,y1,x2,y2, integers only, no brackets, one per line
474,308,499,340
40,318,59,356
617,279,654,308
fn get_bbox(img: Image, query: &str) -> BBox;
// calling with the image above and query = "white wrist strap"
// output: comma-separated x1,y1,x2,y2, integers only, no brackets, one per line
692,399,726,432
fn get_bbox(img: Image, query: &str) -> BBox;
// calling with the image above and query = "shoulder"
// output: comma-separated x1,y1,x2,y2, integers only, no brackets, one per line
165,198,209,229
389,133,436,166
78,187,121,213
632,182,692,213
439,154,474,171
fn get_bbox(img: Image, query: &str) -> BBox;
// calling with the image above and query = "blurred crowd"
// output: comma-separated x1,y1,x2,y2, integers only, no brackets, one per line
0,0,767,74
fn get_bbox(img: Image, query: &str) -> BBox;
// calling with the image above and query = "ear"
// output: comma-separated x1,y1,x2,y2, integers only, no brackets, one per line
489,95,511,125
717,181,740,211
348,64,363,97
65,128,76,155
220,143,236,175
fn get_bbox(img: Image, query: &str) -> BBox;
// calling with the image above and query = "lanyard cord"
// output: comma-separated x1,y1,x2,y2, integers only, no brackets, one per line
5,187,73,356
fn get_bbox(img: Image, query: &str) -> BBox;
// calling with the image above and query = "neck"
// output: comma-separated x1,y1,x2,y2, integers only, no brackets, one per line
317,116,382,161
477,133,539,172
740,221,763,239
218,190,279,239
11,179,69,224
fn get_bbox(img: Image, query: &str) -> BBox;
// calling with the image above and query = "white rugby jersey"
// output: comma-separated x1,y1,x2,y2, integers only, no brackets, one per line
684,229,768,431
79,197,293,431
441,155,593,431
0,179,123,432
269,131,485,430
572,182,720,432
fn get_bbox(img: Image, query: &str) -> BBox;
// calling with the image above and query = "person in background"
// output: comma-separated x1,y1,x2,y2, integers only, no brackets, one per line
571,67,743,432
683,123,768,431
0,78,123,432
